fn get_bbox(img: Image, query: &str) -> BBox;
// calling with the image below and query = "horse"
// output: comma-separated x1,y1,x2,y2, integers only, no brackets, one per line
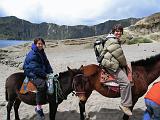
5,67,82,120
73,53,160,120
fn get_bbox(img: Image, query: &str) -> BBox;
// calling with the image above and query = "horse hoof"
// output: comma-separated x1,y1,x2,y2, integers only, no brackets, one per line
84,113,90,120
85,118,90,120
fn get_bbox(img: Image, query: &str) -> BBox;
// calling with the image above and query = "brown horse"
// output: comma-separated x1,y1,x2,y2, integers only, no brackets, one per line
5,67,82,120
73,53,160,120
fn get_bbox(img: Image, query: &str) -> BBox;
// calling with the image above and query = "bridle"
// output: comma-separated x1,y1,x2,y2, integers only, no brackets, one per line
72,74,87,96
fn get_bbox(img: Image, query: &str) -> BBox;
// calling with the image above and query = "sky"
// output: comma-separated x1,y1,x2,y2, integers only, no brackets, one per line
0,0,160,25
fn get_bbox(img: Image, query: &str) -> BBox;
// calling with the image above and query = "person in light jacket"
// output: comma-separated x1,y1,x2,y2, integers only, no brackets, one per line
99,24,132,116
143,81,160,120
23,38,53,119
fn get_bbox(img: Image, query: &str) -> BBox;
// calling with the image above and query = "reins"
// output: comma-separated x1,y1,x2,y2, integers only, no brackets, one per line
52,75,67,103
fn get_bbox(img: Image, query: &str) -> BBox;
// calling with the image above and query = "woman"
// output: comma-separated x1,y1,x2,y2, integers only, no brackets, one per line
23,38,53,119
99,24,132,116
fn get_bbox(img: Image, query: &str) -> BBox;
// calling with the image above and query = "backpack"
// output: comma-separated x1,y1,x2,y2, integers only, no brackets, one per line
94,37,107,63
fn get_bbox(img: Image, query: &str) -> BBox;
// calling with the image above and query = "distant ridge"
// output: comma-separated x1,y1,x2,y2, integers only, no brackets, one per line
0,16,139,40
129,12,160,34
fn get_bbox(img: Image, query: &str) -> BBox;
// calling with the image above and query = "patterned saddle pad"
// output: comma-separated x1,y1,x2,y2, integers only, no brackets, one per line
20,77,37,94
100,64,133,87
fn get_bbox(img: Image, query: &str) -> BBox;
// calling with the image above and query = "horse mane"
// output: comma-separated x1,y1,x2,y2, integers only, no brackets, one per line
59,70,69,75
81,64,99,77
58,70,72,81
58,68,80,81
131,53,160,66
59,68,78,76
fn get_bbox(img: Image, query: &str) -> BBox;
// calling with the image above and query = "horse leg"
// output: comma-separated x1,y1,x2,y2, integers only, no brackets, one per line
122,98,138,120
14,98,21,120
79,100,89,120
79,92,92,120
7,100,14,120
49,99,58,120
122,114,129,120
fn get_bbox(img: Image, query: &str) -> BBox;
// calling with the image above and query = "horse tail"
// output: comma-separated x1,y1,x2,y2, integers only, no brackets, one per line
5,87,8,101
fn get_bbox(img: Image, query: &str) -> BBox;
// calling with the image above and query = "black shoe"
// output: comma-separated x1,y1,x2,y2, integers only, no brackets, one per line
35,108,45,120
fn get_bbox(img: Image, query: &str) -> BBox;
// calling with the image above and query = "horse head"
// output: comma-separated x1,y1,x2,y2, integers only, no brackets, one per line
57,66,83,98
72,73,92,102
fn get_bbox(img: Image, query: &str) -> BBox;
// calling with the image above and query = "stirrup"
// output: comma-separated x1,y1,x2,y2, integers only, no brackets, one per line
103,81,119,87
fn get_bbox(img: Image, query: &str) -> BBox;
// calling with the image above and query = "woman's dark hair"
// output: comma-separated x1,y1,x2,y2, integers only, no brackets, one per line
111,24,123,34
34,38,45,45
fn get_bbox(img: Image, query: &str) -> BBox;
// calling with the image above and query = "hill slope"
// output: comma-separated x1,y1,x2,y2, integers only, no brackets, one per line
127,12,160,42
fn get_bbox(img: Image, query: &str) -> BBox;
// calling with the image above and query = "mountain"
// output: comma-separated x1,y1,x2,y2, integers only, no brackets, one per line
0,16,139,40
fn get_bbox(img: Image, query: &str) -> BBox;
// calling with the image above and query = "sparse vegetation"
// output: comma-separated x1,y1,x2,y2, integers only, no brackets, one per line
62,39,92,45
149,33,160,42
127,37,152,45
84,43,94,49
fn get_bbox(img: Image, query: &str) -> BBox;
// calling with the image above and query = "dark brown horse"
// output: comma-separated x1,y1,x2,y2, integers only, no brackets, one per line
5,67,82,120
73,53,160,120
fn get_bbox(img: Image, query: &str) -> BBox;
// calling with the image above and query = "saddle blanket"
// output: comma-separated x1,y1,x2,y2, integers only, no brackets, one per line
20,74,56,95
100,64,133,87
19,77,36,94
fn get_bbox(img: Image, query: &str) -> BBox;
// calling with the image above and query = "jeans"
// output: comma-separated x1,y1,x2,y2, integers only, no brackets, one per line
32,77,47,104
143,98,160,120
116,68,132,107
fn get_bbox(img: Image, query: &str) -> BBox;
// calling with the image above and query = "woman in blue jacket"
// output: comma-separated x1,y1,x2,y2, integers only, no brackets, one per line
23,38,53,119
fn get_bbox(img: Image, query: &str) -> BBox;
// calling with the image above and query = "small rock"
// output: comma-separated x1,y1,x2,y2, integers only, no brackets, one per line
0,102,6,106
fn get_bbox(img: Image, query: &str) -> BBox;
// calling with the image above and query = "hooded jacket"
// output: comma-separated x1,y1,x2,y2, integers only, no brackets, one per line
23,43,53,79
100,34,127,72
145,82,160,105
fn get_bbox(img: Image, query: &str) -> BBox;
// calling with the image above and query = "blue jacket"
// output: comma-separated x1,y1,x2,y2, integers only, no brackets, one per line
23,44,53,79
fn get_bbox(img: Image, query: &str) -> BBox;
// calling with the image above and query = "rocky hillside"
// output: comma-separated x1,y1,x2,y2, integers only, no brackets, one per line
127,12,160,42
0,16,139,40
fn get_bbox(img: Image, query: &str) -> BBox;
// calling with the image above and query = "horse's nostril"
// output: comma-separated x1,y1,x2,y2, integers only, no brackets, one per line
79,96,86,101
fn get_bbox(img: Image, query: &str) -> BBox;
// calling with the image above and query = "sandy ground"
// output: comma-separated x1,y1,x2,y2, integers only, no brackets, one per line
0,41,160,120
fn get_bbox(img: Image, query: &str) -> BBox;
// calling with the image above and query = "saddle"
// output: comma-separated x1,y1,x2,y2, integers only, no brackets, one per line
100,64,133,87
20,74,57,95
19,77,37,94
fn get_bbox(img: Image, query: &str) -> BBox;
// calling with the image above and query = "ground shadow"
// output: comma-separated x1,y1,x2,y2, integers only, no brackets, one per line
21,108,144,120
88,108,144,120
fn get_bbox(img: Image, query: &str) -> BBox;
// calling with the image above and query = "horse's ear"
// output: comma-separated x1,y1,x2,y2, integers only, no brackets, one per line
80,65,83,70
67,66,71,71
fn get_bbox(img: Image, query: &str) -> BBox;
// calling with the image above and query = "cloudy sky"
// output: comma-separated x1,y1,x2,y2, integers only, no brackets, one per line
0,0,160,25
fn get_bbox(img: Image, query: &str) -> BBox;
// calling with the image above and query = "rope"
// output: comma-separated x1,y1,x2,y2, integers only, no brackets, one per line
53,75,66,103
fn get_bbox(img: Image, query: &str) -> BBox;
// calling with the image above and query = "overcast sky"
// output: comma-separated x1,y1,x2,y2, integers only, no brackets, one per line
0,0,160,25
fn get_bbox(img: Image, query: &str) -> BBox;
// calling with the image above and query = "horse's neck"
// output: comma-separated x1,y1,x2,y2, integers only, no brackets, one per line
144,62,160,85
83,64,99,76
59,77,73,97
